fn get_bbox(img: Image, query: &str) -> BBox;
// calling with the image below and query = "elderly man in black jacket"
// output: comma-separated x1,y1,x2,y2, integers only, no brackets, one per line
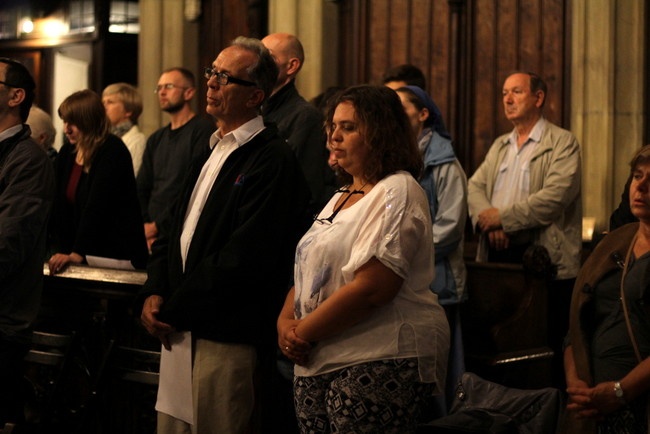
139,37,310,434
0,58,54,427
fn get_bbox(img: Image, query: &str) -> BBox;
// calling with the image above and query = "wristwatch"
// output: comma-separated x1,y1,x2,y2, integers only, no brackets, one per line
614,381,626,403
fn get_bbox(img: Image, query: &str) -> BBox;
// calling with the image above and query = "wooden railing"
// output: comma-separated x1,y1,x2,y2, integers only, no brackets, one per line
37,264,157,433
43,263,146,296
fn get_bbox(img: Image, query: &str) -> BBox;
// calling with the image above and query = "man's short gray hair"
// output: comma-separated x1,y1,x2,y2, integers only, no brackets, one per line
230,36,279,105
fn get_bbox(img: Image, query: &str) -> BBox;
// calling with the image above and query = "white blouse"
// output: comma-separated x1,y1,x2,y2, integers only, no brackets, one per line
293,171,450,390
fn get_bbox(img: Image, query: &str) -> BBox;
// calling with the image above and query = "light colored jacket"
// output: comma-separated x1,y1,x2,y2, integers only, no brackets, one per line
420,129,468,304
467,120,582,280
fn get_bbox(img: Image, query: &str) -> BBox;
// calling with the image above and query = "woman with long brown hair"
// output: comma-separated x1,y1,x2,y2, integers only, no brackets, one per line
48,89,147,273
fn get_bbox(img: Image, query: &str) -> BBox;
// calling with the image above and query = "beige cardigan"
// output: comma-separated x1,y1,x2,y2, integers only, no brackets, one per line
467,120,582,280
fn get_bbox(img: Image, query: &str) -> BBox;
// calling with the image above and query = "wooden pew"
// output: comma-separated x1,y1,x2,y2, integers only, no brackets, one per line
42,263,146,297
461,258,554,390
38,264,157,433
39,263,151,348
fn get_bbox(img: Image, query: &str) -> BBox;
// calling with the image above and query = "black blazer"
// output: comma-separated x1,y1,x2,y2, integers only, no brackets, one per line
50,134,148,269
139,124,311,347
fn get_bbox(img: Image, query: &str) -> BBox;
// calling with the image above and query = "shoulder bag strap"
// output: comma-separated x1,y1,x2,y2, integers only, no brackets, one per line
619,234,650,434
621,234,643,363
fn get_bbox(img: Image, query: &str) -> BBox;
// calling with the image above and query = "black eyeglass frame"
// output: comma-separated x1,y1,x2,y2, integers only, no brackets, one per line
153,83,189,94
203,68,256,87
0,80,21,88
314,187,365,225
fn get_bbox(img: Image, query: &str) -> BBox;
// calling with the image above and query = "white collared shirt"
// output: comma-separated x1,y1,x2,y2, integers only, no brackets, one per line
491,117,546,210
179,115,265,270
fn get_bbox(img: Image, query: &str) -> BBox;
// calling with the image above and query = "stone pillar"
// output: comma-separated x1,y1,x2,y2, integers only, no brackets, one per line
267,0,339,101
571,0,645,233
138,0,201,137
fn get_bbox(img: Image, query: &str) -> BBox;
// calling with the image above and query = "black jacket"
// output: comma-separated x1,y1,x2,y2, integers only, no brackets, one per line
50,135,148,269
0,125,54,343
262,80,335,214
136,115,215,238
138,124,310,348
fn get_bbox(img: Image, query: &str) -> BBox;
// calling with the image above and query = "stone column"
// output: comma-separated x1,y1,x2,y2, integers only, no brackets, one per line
138,0,201,137
267,0,339,101
571,0,645,234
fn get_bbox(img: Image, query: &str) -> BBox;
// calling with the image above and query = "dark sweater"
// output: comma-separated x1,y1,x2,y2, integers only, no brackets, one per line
137,115,215,238
138,124,310,348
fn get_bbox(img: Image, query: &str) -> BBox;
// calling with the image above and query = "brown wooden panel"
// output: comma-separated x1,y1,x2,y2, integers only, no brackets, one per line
541,0,565,127
368,0,390,84
496,0,518,72
355,0,371,86
387,0,410,69
447,0,469,166
495,0,519,137
518,0,543,73
429,0,449,122
471,0,498,172
339,0,370,87
646,2,650,147
409,0,434,75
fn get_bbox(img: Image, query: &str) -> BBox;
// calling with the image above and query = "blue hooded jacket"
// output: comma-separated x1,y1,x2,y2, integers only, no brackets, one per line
406,86,466,304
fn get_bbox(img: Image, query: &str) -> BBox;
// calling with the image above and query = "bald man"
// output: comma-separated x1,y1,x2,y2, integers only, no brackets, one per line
262,32,335,214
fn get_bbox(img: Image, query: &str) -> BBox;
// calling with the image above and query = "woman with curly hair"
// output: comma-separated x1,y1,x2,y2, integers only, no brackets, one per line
278,85,450,433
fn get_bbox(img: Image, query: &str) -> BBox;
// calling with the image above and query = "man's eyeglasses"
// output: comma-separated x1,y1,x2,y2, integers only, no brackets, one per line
154,83,188,94
204,68,256,87
0,80,20,88
314,187,365,225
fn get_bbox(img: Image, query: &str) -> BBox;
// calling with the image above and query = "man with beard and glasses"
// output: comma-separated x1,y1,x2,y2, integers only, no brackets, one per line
137,67,215,251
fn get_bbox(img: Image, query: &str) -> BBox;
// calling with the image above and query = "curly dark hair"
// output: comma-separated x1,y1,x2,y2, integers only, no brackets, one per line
325,85,422,185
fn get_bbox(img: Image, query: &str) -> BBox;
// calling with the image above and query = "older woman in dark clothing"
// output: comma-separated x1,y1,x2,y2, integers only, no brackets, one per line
564,145,650,434
48,89,147,272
